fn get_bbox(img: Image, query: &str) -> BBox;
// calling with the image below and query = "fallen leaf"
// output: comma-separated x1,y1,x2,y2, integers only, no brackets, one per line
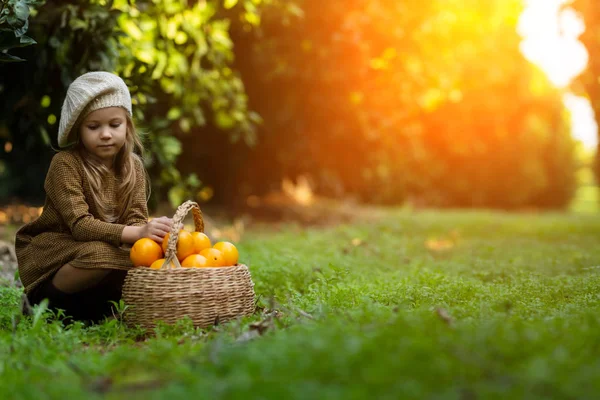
351,238,363,246
425,238,455,252
435,307,454,326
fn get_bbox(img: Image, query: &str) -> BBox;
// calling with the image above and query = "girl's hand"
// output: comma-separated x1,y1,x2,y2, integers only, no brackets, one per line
140,216,173,243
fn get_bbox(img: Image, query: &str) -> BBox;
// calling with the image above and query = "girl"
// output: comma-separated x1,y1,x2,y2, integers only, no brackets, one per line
15,71,173,324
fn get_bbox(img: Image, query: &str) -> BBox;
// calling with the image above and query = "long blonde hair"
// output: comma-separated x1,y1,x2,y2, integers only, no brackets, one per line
76,114,150,223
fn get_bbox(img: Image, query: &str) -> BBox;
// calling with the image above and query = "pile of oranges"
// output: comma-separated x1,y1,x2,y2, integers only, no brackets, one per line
130,230,239,270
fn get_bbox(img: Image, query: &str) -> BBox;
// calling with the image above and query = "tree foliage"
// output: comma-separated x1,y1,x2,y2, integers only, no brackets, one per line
0,0,264,207
0,0,40,62
228,0,577,208
0,0,579,210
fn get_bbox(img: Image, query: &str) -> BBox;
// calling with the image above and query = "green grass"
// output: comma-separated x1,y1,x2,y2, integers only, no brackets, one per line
1,209,600,399
569,165,600,214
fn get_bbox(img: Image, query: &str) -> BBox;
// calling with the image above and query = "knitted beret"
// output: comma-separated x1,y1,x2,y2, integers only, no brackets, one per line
58,71,132,148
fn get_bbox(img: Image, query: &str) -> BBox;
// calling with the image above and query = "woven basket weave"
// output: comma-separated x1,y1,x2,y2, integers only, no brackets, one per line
121,200,256,329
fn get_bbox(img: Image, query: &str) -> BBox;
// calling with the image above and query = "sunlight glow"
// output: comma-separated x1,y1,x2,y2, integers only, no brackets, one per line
564,93,598,149
518,0,598,150
518,0,587,88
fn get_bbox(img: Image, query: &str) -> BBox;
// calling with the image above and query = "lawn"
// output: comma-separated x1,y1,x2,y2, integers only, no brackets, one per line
1,208,600,399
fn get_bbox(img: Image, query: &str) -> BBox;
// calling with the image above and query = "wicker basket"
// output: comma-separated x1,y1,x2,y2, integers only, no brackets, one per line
121,200,256,329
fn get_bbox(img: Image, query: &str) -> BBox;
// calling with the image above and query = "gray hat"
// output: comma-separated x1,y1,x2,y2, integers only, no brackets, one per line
58,71,132,148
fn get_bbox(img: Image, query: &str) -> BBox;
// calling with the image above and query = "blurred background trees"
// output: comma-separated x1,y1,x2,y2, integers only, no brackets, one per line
0,0,589,213
230,0,576,208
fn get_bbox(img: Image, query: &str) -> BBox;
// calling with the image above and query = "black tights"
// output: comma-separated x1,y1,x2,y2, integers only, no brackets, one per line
26,269,127,325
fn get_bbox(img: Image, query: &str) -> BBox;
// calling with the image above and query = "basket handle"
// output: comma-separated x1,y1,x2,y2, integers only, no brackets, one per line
163,200,205,269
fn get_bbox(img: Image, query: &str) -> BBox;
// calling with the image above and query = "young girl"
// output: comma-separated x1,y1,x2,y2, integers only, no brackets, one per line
15,71,173,324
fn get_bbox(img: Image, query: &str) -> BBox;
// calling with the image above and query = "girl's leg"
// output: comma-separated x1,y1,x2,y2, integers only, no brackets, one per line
30,268,125,325
78,272,127,323
51,264,112,294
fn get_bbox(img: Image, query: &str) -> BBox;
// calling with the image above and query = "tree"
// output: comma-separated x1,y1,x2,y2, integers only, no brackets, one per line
0,0,265,208
226,0,576,208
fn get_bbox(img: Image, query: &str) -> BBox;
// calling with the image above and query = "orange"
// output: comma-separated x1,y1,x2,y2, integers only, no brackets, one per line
149,258,176,270
213,241,239,266
162,230,195,261
191,232,212,254
161,231,179,254
181,254,209,268
161,232,172,254
199,248,225,267
130,238,163,267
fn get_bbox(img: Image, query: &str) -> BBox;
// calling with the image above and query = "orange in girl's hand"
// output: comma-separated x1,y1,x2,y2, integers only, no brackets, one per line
181,254,209,268
199,248,225,267
213,241,239,266
191,232,212,254
131,238,163,267
149,258,175,270
161,230,195,261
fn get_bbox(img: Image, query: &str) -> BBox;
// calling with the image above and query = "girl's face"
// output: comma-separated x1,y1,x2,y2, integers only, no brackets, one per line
79,107,128,168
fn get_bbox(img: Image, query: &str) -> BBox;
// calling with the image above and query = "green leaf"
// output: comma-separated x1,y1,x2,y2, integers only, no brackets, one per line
156,135,182,163
14,1,31,21
179,117,191,133
167,107,182,120
224,0,238,10
69,19,88,30
193,108,206,126
31,299,49,329
12,19,29,37
18,34,35,46
210,27,232,49
186,173,201,187
151,51,167,80
6,14,20,28
244,11,260,26
121,19,143,40
168,185,186,208
39,126,50,145
0,52,26,62
48,36,60,48
248,111,262,122
215,110,236,129
195,33,208,57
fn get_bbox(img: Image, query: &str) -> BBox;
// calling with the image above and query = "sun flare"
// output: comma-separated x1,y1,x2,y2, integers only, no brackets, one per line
518,0,598,150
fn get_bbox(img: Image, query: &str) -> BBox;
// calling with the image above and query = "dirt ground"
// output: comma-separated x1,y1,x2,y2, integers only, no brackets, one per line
0,239,18,286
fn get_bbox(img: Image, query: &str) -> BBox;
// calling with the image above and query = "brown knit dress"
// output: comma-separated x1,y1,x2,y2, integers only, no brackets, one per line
15,150,148,300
